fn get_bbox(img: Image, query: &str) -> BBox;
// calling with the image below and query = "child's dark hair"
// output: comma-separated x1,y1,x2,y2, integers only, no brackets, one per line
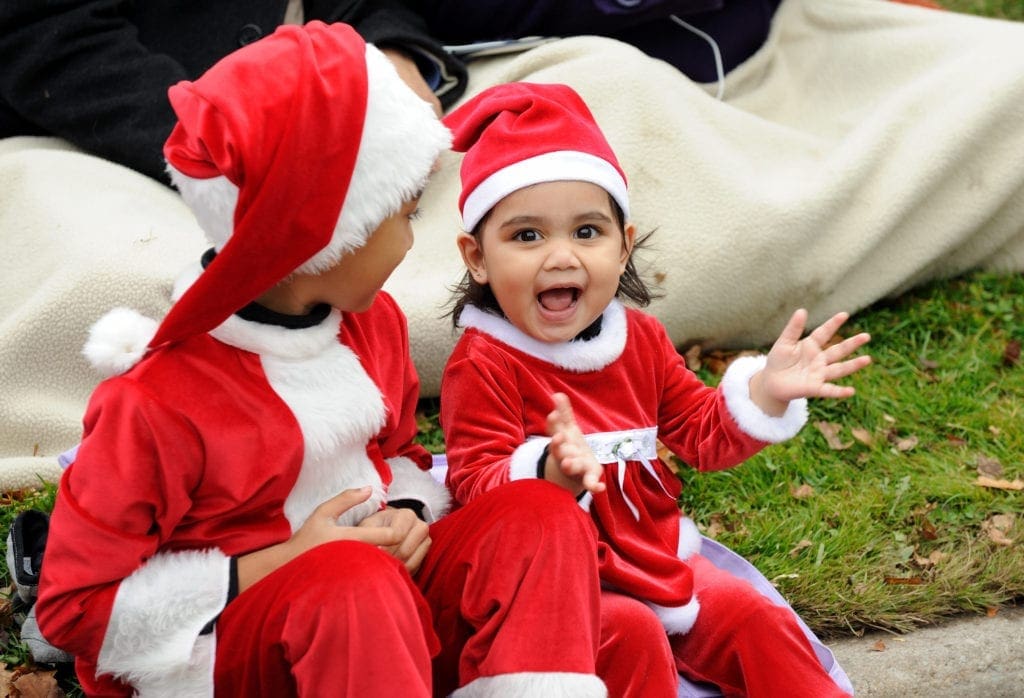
448,194,657,328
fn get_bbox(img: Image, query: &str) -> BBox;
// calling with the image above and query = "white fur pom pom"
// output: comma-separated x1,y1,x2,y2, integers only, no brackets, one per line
83,308,159,377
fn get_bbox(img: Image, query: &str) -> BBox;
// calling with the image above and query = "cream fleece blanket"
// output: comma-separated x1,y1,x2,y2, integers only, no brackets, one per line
2,0,1023,489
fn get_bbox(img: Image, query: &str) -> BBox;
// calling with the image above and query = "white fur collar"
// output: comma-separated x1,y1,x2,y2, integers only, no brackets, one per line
458,300,627,372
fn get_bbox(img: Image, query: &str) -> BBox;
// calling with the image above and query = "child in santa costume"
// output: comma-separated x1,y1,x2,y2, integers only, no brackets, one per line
33,24,619,697
440,82,872,697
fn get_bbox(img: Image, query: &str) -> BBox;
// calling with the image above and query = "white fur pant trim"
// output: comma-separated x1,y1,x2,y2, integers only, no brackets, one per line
451,672,607,698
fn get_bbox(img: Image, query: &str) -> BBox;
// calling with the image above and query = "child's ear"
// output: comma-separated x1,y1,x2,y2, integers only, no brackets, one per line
457,232,488,284
619,222,637,272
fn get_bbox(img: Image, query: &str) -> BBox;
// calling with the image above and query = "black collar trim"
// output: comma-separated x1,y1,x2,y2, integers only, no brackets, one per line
201,248,332,330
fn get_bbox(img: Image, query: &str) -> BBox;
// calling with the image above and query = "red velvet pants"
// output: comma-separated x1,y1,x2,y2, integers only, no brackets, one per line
214,540,436,696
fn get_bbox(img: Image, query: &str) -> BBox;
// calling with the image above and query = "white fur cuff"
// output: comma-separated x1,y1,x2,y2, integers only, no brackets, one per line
97,549,229,688
720,355,808,443
510,438,552,481
386,456,452,523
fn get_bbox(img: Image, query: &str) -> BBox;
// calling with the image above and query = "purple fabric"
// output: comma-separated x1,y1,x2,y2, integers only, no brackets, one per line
423,0,781,83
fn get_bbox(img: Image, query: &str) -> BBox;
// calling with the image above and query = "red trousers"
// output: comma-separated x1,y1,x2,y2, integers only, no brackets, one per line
668,553,851,698
214,540,436,696
418,480,605,694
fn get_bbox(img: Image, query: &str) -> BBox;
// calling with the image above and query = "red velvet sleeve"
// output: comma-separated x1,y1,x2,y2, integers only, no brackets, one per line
34,375,204,663
440,334,529,505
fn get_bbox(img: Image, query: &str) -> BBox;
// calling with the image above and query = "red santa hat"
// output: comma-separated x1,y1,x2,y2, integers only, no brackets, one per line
147,20,450,350
443,82,629,231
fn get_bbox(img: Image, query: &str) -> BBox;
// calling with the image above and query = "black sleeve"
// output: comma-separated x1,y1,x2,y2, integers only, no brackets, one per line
311,0,468,108
0,0,189,184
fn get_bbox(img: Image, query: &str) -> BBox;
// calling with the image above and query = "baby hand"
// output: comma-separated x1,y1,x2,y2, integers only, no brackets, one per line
545,392,606,495
751,309,872,415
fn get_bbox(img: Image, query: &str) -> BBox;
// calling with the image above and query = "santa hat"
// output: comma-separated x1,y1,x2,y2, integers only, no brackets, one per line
147,20,450,350
444,82,629,231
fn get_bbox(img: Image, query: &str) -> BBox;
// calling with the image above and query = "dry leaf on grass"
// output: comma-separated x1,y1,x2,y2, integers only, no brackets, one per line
884,576,924,585
815,421,852,450
974,476,1024,491
976,456,1004,479
1003,339,1021,367
789,539,813,558
912,550,948,569
791,484,816,499
850,428,874,447
871,640,887,652
981,514,1016,547
892,434,919,452
11,669,61,698
987,607,1000,618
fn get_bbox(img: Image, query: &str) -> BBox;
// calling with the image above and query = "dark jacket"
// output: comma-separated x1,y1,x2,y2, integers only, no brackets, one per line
0,0,467,183
421,0,780,84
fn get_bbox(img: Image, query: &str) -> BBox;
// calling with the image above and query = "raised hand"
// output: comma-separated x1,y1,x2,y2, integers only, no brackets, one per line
749,309,872,415
544,392,606,495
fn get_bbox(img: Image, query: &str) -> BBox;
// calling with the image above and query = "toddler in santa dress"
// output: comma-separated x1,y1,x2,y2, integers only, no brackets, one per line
439,82,871,697
33,24,616,697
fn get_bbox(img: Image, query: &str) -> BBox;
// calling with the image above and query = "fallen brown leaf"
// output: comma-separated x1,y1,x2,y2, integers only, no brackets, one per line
918,517,938,541
974,476,1024,491
850,428,874,447
884,576,924,585
871,640,887,652
976,456,1004,479
987,607,999,618
893,435,919,452
981,514,1016,547
11,668,61,698
815,421,852,450
653,270,667,284
1003,339,1021,367
789,539,814,558
791,483,816,499
988,425,1001,436
912,550,948,569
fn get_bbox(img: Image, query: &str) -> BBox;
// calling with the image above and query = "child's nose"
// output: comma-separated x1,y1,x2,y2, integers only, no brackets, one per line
544,239,581,269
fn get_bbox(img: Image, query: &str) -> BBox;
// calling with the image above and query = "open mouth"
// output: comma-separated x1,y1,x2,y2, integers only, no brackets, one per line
537,286,580,312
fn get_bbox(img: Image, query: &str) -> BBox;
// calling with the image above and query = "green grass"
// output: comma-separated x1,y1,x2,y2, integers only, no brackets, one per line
940,0,1024,20
675,272,1024,637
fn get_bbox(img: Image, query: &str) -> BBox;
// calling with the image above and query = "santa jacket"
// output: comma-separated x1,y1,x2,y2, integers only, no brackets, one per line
441,300,807,634
35,280,449,695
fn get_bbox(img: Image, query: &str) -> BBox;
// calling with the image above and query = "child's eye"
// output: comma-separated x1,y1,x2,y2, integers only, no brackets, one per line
575,225,599,240
407,207,422,221
513,229,540,242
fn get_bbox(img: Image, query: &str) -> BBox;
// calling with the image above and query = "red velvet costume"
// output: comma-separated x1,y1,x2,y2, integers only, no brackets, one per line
442,300,851,697
36,283,619,696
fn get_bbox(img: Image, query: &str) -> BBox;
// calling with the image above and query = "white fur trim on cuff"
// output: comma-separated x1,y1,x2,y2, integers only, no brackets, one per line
97,549,229,688
510,438,552,481
720,355,808,443
83,308,159,377
128,633,215,698
386,456,452,523
647,595,700,636
677,516,702,560
452,672,607,698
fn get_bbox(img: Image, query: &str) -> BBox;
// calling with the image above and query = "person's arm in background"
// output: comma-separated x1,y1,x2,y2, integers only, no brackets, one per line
0,0,191,183
329,0,468,113
0,0,468,184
